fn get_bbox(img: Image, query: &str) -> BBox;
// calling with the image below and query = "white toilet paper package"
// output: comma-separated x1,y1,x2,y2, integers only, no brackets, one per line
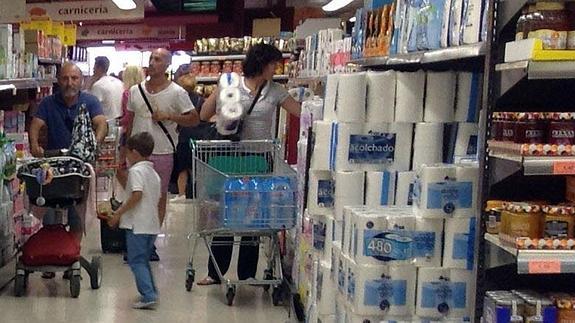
323,74,339,122
336,72,367,123
308,170,334,215
366,71,396,123
395,171,416,207
443,217,476,270
416,268,473,319
289,87,314,103
362,123,413,172
312,214,335,260
343,206,372,255
334,171,365,221
300,97,324,139
330,123,364,171
218,72,241,88
347,263,417,317
414,164,475,218
455,72,482,123
365,171,397,207
395,71,425,122
424,72,456,123
316,261,336,315
311,121,335,170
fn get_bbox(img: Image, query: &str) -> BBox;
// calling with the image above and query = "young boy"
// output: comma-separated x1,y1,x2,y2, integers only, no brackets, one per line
108,132,161,309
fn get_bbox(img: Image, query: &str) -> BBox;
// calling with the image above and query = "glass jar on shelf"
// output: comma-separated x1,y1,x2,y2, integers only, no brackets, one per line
528,2,570,50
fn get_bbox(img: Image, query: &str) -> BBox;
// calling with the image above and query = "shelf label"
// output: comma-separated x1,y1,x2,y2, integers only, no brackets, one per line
553,161,575,175
528,260,561,274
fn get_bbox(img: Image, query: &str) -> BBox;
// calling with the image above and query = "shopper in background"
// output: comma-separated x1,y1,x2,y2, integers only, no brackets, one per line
197,43,301,285
29,62,108,278
171,72,209,202
117,66,145,188
124,48,200,261
88,56,125,121
108,132,161,310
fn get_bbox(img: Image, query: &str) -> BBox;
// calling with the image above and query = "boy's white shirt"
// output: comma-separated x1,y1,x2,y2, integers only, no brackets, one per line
119,160,161,234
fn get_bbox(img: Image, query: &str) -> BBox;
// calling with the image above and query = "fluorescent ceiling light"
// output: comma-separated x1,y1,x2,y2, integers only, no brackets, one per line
112,0,137,10
322,0,354,12
348,16,356,22
102,40,116,44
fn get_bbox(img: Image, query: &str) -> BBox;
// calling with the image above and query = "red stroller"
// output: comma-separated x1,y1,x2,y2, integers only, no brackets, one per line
15,156,102,297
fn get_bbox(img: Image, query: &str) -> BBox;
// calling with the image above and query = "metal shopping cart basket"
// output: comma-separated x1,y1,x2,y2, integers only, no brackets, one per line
186,140,297,306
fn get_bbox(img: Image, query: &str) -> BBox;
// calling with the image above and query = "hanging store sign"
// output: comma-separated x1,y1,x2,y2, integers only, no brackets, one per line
0,1,26,23
114,41,170,52
20,0,144,23
77,24,185,41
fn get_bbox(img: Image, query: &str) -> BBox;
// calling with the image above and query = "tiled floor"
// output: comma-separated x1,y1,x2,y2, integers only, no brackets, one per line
0,202,293,323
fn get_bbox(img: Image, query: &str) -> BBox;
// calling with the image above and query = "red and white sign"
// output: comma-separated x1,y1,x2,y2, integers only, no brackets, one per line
114,41,171,52
78,24,185,41
19,0,144,23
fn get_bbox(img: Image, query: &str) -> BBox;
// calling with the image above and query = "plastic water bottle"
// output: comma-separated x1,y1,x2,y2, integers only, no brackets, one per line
223,178,248,227
245,177,261,228
269,177,294,228
258,178,273,228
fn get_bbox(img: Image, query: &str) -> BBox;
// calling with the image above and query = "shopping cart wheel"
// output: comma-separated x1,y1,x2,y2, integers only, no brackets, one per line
89,256,103,289
225,286,235,306
14,274,26,297
262,269,273,292
70,275,81,298
185,269,195,292
272,286,282,306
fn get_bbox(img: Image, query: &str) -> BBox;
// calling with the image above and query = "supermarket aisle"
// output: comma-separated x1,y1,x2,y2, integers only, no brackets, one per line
0,202,291,323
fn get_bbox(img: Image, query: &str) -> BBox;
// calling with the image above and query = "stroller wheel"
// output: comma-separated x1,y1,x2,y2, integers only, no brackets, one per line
70,275,81,298
14,274,26,297
90,256,103,289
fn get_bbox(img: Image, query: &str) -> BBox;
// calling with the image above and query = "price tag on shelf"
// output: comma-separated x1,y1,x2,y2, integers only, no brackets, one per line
553,161,575,175
528,260,561,274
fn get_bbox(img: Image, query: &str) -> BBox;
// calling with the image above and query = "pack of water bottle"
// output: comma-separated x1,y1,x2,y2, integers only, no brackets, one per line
222,175,297,230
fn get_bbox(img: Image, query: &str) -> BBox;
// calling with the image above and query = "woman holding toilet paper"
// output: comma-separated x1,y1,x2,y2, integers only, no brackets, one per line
197,43,301,286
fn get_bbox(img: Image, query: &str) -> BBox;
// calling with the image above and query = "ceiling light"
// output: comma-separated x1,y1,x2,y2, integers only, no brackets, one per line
112,0,137,10
349,16,356,22
322,0,354,12
102,40,116,45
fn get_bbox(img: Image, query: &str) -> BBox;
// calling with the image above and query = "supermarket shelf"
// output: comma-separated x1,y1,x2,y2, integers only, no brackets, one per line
496,60,575,80
348,42,486,67
196,74,289,83
498,0,570,35
0,78,57,91
485,233,575,274
489,152,575,176
191,53,291,62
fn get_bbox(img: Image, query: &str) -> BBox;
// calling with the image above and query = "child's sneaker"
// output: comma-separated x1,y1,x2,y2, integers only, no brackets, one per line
132,299,157,310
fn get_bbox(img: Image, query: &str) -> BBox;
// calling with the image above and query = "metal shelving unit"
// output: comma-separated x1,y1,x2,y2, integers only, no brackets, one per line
196,74,289,83
191,52,291,62
476,0,575,319
0,78,57,92
348,42,486,67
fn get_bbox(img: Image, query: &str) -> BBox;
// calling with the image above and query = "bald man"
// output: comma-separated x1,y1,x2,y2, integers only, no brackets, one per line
30,62,108,158
123,48,199,261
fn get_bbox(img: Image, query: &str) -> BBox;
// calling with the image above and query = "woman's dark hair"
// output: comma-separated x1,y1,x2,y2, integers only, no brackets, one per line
242,43,283,78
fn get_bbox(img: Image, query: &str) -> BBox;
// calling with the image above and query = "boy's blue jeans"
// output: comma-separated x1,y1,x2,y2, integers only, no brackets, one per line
126,230,158,303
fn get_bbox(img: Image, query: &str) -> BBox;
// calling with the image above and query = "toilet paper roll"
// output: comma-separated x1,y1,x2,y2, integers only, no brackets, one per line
343,206,371,256
365,171,396,207
416,267,451,319
336,72,367,123
308,170,334,215
389,123,414,172
395,171,416,207
443,217,476,270
453,123,479,159
313,213,335,255
311,121,334,170
331,123,365,171
334,221,343,245
366,71,396,123
218,72,241,88
412,123,444,170
349,264,416,316
414,164,457,218
216,102,244,135
335,294,348,323
337,253,351,295
324,74,339,122
448,269,474,319
352,213,388,265
395,71,425,123
317,261,337,315
414,218,444,267
455,72,481,123
453,164,479,218
218,87,241,103
331,241,341,282
424,72,456,123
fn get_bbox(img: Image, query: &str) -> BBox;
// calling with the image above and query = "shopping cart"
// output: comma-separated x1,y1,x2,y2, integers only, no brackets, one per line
15,155,103,297
186,140,297,306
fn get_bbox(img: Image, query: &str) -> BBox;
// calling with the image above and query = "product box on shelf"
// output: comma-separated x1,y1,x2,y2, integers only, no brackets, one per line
505,38,575,63
0,24,14,79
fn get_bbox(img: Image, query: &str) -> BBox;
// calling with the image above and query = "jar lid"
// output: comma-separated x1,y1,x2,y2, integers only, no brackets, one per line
505,202,542,213
536,2,566,11
547,112,575,120
543,205,575,215
485,200,505,210
516,112,546,121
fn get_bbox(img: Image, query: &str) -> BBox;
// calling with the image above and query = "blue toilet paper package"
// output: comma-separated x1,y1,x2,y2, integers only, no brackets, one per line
362,229,437,262
420,280,467,313
416,0,448,50
363,277,408,309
